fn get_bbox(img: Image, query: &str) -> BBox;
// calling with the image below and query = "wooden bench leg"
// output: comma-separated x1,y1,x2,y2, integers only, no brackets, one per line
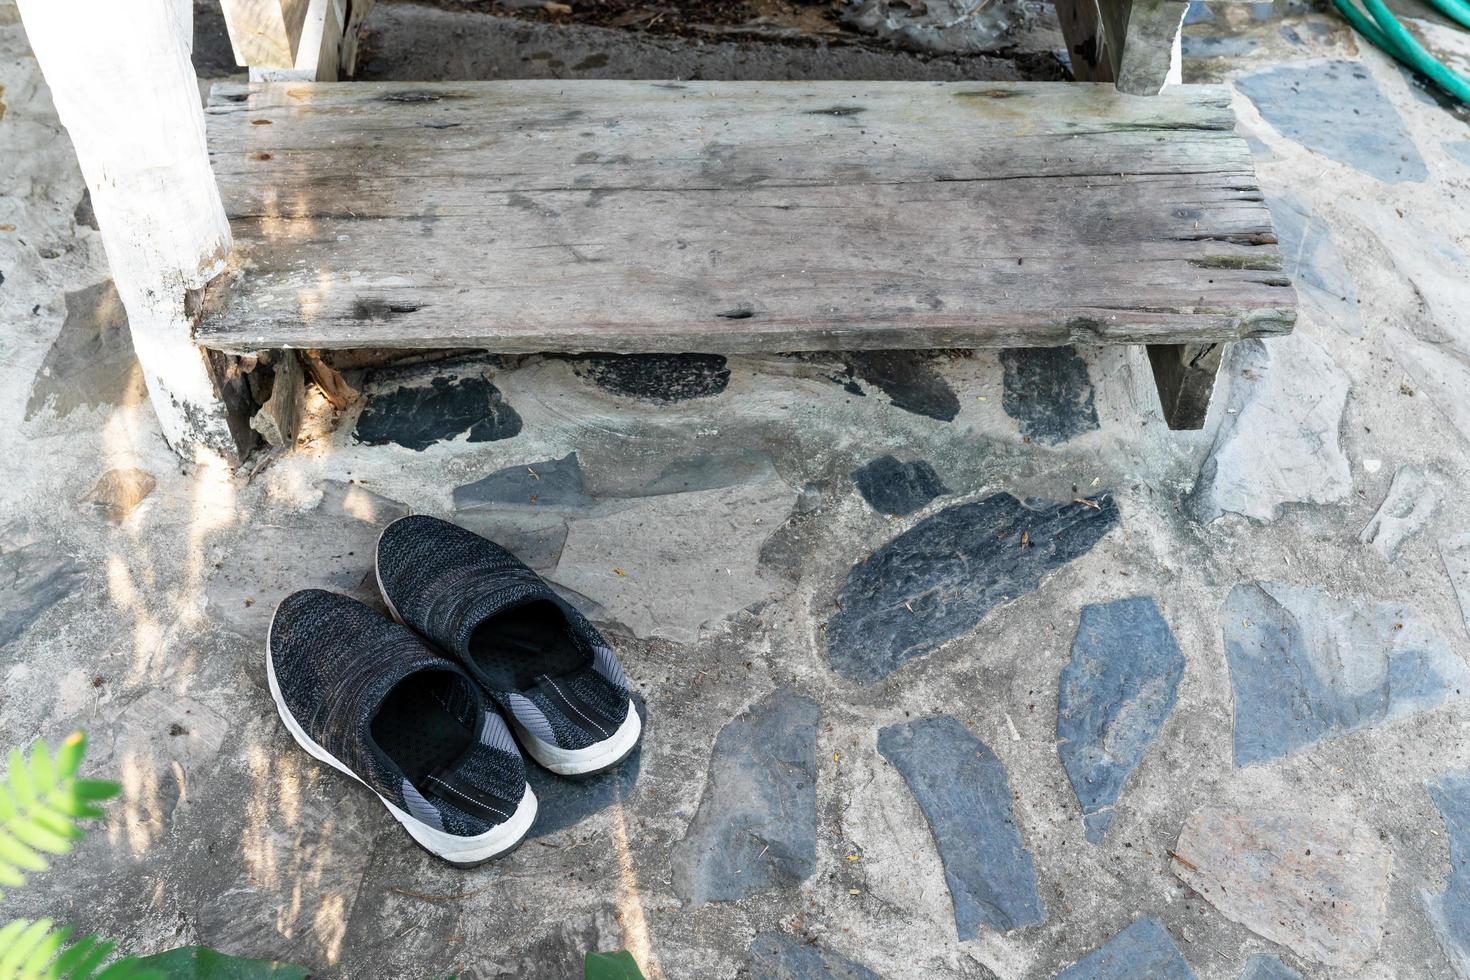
1053,0,1187,94
244,0,375,82
18,0,255,463
1054,0,1113,82
1114,0,1187,95
1147,342,1223,430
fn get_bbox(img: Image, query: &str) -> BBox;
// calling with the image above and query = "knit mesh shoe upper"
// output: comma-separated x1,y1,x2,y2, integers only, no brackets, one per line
268,589,531,842
376,516,641,770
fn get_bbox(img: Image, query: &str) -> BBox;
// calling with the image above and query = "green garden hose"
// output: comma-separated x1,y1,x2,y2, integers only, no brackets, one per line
1332,0,1470,104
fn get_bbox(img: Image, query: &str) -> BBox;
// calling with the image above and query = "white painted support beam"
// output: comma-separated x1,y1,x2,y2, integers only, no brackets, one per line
18,0,254,463
220,0,312,68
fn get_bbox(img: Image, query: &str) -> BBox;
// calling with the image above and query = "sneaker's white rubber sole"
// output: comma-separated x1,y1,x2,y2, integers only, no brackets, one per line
265,614,536,867
512,702,642,777
374,520,643,777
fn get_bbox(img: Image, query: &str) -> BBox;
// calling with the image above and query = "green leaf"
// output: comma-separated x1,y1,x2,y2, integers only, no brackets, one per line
134,946,309,979
0,918,156,980
583,950,647,980
0,733,117,898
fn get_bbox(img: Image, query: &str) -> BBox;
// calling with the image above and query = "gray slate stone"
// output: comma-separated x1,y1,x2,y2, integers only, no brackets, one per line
1239,953,1304,980
316,480,410,524
1224,581,1469,765
0,527,86,647
605,448,779,498
1446,141,1470,168
527,740,641,839
555,476,795,642
453,453,594,511
1266,192,1360,335
1360,465,1438,561
355,374,522,450
1236,61,1427,183
1421,771,1470,978
851,455,948,516
1441,533,1470,637
1058,596,1184,844
999,346,1100,445
24,280,144,421
671,691,819,906
1186,334,1351,524
827,493,1119,682
1057,917,1194,979
748,933,880,980
1172,804,1391,968
877,716,1044,937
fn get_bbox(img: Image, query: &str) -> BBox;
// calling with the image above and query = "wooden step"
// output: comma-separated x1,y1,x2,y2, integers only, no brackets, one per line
196,79,1295,355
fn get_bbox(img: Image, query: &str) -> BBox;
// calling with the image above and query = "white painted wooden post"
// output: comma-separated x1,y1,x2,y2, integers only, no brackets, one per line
17,0,253,462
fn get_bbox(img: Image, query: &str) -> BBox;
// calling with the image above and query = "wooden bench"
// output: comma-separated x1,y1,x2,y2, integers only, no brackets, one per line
18,0,1295,463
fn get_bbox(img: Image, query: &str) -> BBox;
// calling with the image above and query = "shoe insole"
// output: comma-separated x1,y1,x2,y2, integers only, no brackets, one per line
469,600,586,691
371,672,475,784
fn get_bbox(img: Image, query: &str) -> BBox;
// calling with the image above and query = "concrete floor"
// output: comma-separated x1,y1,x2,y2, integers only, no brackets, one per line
2,1,1470,977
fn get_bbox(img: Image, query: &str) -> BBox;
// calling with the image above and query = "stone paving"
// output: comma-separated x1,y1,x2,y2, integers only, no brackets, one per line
2,0,1470,977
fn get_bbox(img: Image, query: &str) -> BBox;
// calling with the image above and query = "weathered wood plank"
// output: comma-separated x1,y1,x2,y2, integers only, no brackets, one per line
198,80,1295,354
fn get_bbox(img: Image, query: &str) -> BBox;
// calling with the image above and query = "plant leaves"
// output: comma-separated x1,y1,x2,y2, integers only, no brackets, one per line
0,733,117,898
134,947,309,979
583,950,647,980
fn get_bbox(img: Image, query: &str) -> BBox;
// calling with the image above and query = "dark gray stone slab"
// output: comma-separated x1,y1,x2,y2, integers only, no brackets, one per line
1223,582,1470,766
851,455,948,516
1183,35,1259,58
827,493,1119,682
24,281,144,421
453,453,593,511
527,726,641,839
1236,61,1427,183
566,353,730,402
999,346,1099,445
671,690,819,905
354,374,522,450
834,351,960,422
1239,953,1304,980
1057,918,1194,979
0,527,86,647
623,449,777,498
748,933,881,980
877,716,1044,937
1266,192,1360,335
1058,596,1184,844
1184,2,1215,24
1422,771,1470,976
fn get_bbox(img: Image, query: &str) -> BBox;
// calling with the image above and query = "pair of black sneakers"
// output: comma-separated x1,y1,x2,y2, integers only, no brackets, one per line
267,515,642,866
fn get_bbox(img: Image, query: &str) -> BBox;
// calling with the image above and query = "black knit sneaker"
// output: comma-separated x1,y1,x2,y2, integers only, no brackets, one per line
375,515,642,777
267,590,537,866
